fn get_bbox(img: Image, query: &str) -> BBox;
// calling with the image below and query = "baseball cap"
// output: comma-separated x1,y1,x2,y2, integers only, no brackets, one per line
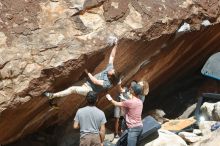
131,83,143,96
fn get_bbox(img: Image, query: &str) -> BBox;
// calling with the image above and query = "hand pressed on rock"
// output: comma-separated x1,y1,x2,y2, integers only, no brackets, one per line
106,94,113,101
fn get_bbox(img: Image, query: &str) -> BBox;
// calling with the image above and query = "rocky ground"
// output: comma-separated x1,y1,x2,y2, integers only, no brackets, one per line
103,101,220,146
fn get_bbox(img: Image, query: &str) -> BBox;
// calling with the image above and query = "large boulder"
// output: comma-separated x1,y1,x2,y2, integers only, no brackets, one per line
1,0,220,144
178,132,202,143
146,109,168,124
198,121,216,136
200,102,220,121
213,102,220,121
192,129,220,146
200,102,215,120
141,129,187,146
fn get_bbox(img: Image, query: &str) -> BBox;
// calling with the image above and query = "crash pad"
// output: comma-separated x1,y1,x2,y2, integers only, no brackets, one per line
201,52,220,80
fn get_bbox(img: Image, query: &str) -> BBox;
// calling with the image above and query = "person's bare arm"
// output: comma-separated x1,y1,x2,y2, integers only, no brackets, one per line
106,94,123,107
109,43,118,64
84,69,104,86
73,121,80,129
111,100,123,107
99,124,105,145
87,73,104,86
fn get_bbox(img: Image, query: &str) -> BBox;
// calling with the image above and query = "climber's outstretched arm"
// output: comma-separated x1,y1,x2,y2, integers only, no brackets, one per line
109,44,117,64
87,72,104,86
108,39,118,64
84,69,103,86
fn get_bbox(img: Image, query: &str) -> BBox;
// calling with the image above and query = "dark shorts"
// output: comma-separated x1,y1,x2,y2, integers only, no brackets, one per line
80,133,101,146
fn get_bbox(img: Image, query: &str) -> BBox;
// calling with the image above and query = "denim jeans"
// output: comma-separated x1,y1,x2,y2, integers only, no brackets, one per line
127,126,143,146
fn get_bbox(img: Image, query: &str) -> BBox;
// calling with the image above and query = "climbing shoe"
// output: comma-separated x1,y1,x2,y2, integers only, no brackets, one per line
43,92,54,100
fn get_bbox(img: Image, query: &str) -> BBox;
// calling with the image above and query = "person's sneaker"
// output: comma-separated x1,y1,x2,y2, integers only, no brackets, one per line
110,134,120,142
43,92,54,100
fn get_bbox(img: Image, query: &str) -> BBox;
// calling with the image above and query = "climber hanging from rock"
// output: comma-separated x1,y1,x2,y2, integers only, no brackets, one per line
44,36,120,100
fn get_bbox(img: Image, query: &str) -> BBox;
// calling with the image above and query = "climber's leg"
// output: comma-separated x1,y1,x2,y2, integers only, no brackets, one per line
44,84,92,99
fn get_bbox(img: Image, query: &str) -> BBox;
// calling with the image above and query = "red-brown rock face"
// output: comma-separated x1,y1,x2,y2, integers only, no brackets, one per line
0,0,220,144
